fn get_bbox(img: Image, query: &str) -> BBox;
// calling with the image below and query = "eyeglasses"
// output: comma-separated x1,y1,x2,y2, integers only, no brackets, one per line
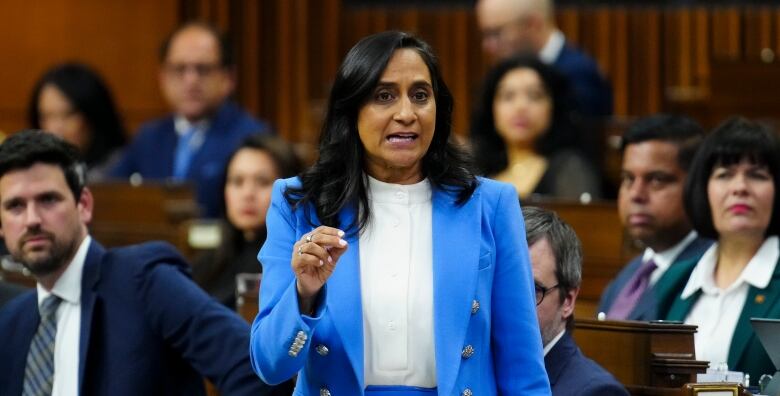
164,62,223,79
534,283,560,306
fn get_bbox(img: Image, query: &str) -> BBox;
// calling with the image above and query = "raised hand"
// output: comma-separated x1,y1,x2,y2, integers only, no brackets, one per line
291,226,348,313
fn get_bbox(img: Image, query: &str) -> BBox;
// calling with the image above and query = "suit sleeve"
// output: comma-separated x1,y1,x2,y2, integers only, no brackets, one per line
249,179,326,385
108,126,147,178
491,184,552,394
136,250,276,396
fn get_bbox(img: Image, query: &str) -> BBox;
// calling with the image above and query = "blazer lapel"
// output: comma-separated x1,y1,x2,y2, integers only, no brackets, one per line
432,187,480,396
324,205,365,388
634,238,710,320
665,289,700,322
78,240,105,391
8,295,40,394
543,333,577,387
651,256,700,320
728,258,780,368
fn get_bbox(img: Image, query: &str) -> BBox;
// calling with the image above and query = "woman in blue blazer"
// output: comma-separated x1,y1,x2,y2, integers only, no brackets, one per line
249,31,550,396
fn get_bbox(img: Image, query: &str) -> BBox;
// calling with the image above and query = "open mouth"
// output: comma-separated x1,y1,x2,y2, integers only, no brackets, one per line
386,133,418,143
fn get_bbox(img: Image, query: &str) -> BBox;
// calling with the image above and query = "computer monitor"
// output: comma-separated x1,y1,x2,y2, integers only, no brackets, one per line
750,317,780,395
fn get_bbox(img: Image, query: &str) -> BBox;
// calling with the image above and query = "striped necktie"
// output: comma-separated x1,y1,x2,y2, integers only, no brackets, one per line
23,295,62,396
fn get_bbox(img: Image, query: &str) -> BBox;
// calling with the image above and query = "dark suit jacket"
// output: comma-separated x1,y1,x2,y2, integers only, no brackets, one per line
0,280,28,309
666,248,780,381
545,332,628,396
0,240,278,396
598,236,712,321
109,101,269,217
554,43,613,118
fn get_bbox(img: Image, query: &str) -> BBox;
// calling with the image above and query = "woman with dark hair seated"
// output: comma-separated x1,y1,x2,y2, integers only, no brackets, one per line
470,55,601,201
193,133,302,308
249,31,549,395
666,117,780,380
28,63,126,181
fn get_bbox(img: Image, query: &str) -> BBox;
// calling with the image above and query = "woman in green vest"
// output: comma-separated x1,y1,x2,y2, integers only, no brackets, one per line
666,117,780,380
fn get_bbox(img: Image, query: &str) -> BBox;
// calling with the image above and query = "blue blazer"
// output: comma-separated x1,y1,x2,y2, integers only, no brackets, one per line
598,236,712,321
554,43,613,118
250,177,551,395
0,240,276,396
109,101,269,217
545,332,628,396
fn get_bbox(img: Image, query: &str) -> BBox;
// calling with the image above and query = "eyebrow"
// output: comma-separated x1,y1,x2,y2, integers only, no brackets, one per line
375,80,433,89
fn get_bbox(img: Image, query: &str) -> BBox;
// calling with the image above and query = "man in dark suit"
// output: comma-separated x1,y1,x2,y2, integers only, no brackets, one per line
476,0,613,117
598,115,711,321
523,206,628,396
110,22,269,218
0,130,283,395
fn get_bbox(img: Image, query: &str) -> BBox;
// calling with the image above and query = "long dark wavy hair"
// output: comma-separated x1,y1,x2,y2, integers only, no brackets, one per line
469,55,580,176
28,63,126,168
285,31,477,234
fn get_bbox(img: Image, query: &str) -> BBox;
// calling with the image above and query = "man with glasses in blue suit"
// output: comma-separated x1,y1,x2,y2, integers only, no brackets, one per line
523,206,628,396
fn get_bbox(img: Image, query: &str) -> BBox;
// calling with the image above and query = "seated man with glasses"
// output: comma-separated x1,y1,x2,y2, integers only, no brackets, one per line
110,22,270,218
523,206,628,396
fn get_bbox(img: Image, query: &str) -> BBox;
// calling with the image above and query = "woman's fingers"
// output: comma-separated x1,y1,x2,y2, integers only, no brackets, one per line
291,227,349,299
299,228,348,266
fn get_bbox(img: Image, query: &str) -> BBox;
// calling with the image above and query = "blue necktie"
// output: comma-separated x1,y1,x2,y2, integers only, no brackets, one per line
173,126,198,180
23,295,62,396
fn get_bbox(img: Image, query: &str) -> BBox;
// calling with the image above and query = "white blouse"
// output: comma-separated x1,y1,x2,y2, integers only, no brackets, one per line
359,175,436,387
682,236,779,368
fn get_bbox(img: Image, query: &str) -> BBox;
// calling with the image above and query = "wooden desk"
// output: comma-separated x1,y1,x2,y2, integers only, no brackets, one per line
535,199,640,318
575,318,709,395
88,181,199,259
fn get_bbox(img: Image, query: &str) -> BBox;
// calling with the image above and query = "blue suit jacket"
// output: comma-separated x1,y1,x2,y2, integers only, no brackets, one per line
0,280,28,309
250,177,551,395
545,332,628,396
597,236,712,321
0,240,276,396
109,101,269,217
554,43,613,118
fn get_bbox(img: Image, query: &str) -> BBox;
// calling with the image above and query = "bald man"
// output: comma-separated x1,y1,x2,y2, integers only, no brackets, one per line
111,22,270,218
476,0,613,117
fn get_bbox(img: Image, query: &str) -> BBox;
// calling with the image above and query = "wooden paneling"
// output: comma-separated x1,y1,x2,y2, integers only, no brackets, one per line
537,200,640,318
0,0,179,135
5,3,780,152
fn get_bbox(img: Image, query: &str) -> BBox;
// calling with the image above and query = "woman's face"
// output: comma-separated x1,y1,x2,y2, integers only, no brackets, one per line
224,148,278,238
708,158,775,239
38,84,90,151
357,48,436,184
492,67,552,148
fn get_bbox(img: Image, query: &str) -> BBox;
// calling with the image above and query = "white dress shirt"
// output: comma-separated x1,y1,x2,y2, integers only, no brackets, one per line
35,236,91,396
681,236,779,368
538,29,565,65
359,175,436,387
642,231,698,286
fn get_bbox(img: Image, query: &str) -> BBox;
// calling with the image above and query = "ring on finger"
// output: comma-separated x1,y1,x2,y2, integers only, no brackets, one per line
305,234,313,243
